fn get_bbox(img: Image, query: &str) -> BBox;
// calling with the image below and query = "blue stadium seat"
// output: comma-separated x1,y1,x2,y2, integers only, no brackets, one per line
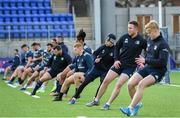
19,16,25,22
0,30,7,39
32,16,39,22
0,17,3,22
11,9,17,15
62,29,69,37
33,30,41,38
59,13,66,21
46,14,53,22
38,8,45,14
44,9,52,14
60,21,67,29
67,13,73,21
17,8,24,14
37,2,43,7
23,2,30,7
4,9,11,14
0,9,3,15
31,9,38,14
53,23,60,29
44,2,51,7
40,24,47,30
4,17,11,23
19,24,26,30
12,30,20,39
25,15,32,22
17,2,23,7
0,25,4,30
33,23,40,30
12,17,18,22
39,15,46,22
52,14,60,22
30,2,37,7
67,21,74,29
9,2,16,7
41,31,48,38
3,2,9,8
19,31,26,38
27,30,34,38
24,9,31,14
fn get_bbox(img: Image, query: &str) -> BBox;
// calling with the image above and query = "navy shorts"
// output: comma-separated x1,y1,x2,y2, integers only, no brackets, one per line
137,66,166,83
110,66,136,78
48,69,59,78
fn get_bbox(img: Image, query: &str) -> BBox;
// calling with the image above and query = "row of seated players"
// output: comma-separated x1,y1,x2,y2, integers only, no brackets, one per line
5,29,93,94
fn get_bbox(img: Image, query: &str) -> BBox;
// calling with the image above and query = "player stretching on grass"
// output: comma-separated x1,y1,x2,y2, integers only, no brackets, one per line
86,21,147,110
120,20,170,116
31,46,72,96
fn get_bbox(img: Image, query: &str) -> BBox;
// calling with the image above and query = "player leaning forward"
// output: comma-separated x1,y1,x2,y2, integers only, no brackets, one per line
120,20,170,116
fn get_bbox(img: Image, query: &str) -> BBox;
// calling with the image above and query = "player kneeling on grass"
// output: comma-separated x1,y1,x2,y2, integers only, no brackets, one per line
68,34,116,105
120,20,170,116
31,45,72,96
53,42,94,101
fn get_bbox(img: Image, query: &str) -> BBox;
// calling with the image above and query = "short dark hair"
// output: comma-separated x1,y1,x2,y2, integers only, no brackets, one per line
14,49,18,52
128,21,138,28
31,42,40,46
54,45,62,51
21,44,28,49
57,35,64,40
47,43,53,47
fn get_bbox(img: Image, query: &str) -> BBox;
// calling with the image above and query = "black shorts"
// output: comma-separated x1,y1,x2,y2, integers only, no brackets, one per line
137,66,166,83
48,69,59,78
110,66,136,78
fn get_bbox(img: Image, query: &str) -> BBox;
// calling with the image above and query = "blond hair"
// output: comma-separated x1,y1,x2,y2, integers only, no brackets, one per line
145,20,159,33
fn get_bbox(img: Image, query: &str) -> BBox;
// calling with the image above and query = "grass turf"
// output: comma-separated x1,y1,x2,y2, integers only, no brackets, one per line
0,72,180,117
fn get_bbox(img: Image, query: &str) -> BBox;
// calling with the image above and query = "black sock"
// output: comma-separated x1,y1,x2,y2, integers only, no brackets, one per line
31,80,43,95
58,92,63,99
10,77,16,82
65,87,69,94
56,81,62,94
18,77,24,84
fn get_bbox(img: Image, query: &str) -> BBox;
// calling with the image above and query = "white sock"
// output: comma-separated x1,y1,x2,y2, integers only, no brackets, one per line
94,98,99,102
41,84,46,90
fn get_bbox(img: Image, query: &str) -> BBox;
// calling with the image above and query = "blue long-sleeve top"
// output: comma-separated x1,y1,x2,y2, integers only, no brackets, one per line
8,54,20,69
70,51,93,77
145,34,169,71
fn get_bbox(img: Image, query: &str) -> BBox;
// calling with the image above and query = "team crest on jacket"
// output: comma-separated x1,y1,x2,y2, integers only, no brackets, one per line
102,50,105,53
110,52,113,56
135,40,140,45
125,38,128,43
61,57,64,61
154,45,157,50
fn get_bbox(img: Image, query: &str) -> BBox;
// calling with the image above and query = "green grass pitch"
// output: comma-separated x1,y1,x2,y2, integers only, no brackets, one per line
0,72,180,117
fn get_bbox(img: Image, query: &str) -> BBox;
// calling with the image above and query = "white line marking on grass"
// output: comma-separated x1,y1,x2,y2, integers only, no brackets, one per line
24,91,40,98
7,84,17,88
24,91,31,95
77,116,87,118
161,83,180,88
